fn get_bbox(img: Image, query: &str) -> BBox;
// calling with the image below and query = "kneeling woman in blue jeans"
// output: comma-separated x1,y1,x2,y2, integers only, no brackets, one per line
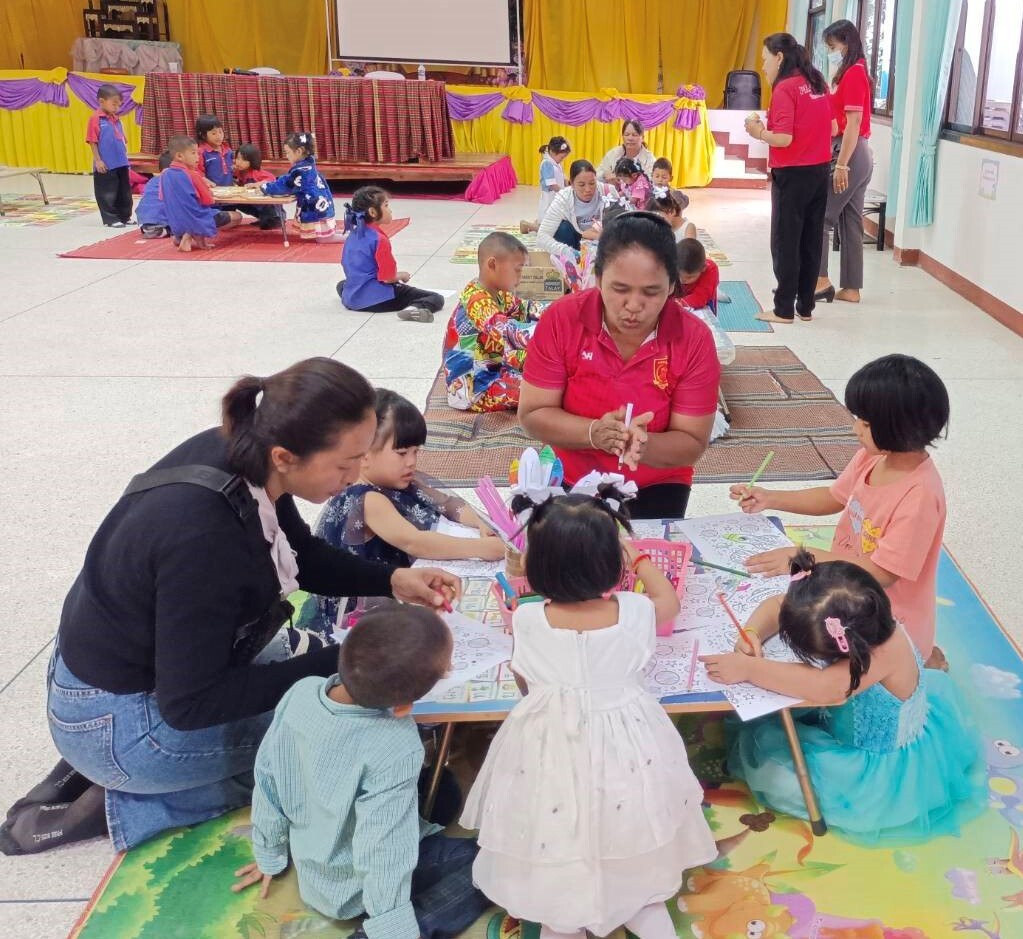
4,358,458,855
536,159,611,260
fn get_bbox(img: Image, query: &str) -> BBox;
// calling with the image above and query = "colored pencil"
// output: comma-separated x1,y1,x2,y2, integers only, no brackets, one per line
441,599,454,614
619,402,634,468
687,638,700,691
695,558,751,579
717,591,756,651
741,450,775,500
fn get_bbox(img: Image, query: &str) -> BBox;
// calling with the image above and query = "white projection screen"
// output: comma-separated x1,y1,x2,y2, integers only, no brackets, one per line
336,0,513,65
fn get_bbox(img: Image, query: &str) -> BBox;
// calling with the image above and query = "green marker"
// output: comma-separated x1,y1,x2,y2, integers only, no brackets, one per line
742,450,775,500
695,558,751,579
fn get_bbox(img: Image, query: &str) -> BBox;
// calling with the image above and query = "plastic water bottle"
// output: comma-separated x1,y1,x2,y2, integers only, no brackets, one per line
417,64,426,81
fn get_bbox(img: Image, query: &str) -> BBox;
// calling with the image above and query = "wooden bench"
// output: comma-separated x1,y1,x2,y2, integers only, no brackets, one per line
0,166,50,215
832,188,887,252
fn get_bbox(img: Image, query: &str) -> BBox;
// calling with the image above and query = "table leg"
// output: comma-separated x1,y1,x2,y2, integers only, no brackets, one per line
34,173,49,206
779,708,827,836
280,207,289,248
423,722,455,819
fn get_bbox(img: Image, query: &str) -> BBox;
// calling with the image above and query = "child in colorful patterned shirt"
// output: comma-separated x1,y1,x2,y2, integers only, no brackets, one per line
443,232,541,413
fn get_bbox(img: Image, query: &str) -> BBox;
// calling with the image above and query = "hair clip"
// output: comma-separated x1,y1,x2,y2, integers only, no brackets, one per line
825,616,849,653
652,185,669,198
790,570,811,583
254,389,264,408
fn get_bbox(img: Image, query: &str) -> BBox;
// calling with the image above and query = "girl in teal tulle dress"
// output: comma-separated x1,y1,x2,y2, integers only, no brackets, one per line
701,550,986,845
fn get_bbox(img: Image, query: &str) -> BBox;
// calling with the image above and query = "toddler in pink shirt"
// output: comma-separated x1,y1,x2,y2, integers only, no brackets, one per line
729,354,950,666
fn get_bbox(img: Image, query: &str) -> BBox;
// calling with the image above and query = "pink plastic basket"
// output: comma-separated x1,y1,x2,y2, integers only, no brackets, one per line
622,539,692,636
489,576,530,629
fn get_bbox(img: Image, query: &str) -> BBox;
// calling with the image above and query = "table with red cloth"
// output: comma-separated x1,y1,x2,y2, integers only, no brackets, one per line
141,72,454,165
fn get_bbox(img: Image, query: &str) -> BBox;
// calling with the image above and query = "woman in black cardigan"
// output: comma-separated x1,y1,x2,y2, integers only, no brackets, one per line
3,357,458,854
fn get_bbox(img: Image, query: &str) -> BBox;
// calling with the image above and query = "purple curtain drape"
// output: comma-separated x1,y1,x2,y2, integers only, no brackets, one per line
0,78,68,110
447,87,706,131
0,73,142,122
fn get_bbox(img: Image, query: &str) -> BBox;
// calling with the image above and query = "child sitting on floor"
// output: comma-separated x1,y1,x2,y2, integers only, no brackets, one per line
136,150,172,239
646,186,697,242
521,135,571,234
160,135,243,252
730,354,951,668
311,389,504,632
701,550,985,845
234,605,491,935
461,492,716,937
674,238,720,313
252,131,342,242
443,232,541,413
234,143,284,230
337,186,445,322
614,156,652,209
196,114,234,186
651,156,674,190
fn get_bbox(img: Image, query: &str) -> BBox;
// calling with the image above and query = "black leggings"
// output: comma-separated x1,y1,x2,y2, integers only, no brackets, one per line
629,483,691,520
336,281,445,314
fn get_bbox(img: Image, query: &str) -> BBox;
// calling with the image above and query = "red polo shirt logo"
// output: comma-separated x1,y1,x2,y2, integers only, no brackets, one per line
653,356,669,391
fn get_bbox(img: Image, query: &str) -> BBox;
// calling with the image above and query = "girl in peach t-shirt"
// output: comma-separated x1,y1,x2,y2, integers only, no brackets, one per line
729,354,949,666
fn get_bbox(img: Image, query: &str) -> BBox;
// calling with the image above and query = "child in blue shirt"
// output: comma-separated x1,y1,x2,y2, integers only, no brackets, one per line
253,131,341,242
135,150,172,238
195,114,234,185
85,83,133,227
520,135,571,234
337,186,445,323
234,605,489,939
160,135,242,252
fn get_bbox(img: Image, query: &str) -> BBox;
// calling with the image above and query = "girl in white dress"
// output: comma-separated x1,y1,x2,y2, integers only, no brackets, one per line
521,136,571,234
461,493,717,939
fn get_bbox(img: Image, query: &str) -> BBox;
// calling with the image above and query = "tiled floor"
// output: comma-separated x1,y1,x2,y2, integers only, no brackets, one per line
0,175,1019,936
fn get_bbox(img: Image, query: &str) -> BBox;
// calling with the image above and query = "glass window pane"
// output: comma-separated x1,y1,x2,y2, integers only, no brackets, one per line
952,1,986,126
809,12,827,76
982,0,1023,131
847,0,862,26
862,0,877,71
874,0,897,110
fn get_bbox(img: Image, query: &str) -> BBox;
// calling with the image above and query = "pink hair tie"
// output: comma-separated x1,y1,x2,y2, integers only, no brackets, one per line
825,617,849,653
789,570,811,583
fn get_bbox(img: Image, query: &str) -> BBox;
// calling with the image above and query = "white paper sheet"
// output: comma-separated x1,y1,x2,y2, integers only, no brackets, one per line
670,512,795,570
413,556,504,578
435,517,482,539
420,611,514,702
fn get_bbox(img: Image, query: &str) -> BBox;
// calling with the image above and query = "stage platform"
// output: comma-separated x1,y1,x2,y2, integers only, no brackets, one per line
129,152,516,203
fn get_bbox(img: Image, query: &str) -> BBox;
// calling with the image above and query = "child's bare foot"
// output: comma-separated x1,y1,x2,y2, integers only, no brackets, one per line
683,222,698,239
177,233,193,253
519,219,537,234
198,236,215,250
835,288,861,303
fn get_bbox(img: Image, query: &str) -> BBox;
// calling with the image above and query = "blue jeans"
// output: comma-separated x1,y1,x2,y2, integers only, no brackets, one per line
402,834,491,939
553,219,581,252
46,651,274,852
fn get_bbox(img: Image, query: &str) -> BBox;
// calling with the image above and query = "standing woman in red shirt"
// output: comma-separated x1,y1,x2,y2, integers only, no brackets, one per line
816,20,874,305
745,34,835,324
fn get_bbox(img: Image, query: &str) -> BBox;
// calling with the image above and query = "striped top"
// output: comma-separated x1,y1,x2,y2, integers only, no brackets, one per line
252,675,440,939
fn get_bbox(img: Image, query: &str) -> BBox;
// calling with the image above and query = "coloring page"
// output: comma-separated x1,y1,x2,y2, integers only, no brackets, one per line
671,513,795,572
629,520,669,540
413,556,504,579
722,683,800,721
716,574,791,622
435,517,482,539
420,611,513,702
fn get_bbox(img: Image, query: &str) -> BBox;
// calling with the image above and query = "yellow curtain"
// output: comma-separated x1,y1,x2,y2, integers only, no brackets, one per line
449,87,716,188
0,0,84,70
525,0,789,103
0,70,144,173
0,1,326,75
164,0,327,75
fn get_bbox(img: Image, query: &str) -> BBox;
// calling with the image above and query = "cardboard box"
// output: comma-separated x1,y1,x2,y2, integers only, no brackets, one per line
518,251,566,300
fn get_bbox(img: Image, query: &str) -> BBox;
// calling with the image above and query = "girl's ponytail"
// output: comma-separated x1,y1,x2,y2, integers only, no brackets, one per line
221,374,267,483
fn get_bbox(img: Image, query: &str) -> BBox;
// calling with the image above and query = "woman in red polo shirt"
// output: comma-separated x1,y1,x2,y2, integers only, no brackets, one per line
519,213,721,520
816,19,874,305
745,34,834,324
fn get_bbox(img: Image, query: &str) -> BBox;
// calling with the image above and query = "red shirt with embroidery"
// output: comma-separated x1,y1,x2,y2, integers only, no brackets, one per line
523,288,720,488
237,168,276,185
831,59,872,138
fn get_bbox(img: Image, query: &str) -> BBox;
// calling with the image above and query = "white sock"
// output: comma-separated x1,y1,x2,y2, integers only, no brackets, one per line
623,902,677,939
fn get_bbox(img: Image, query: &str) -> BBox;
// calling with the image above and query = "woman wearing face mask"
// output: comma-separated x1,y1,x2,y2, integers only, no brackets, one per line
816,19,874,305
745,34,834,324
597,120,656,183
536,159,614,260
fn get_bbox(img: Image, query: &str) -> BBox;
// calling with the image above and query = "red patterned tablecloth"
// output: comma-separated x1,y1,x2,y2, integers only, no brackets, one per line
141,73,454,164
